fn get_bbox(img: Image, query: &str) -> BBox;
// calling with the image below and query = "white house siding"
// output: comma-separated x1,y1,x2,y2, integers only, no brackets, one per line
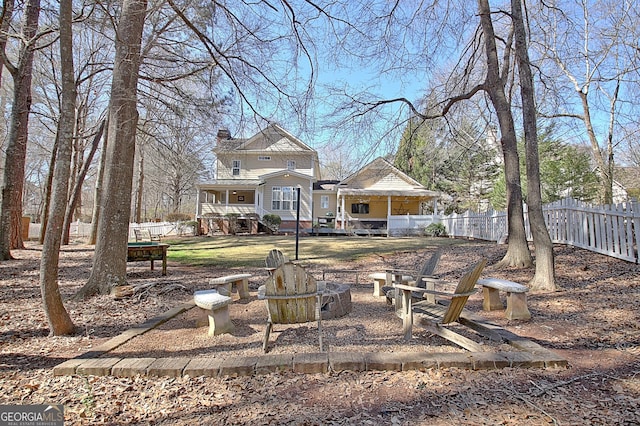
263,175,312,223
312,190,338,224
216,153,316,180
368,173,418,190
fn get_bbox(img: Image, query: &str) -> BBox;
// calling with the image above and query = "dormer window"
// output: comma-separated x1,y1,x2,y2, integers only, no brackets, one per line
287,160,296,171
232,159,241,176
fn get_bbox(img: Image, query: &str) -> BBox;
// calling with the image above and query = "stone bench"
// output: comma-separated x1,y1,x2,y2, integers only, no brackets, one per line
477,278,531,320
208,274,251,300
368,272,413,297
193,290,234,336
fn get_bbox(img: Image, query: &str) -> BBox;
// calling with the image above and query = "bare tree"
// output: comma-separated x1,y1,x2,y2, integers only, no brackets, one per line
88,120,108,245
475,0,532,267
511,0,556,289
321,1,532,267
0,0,14,87
75,0,148,298
0,0,42,258
34,7,114,243
60,119,104,244
39,0,75,335
532,0,639,204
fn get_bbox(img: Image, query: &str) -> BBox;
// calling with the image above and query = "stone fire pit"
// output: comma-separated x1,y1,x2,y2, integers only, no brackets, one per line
318,282,352,320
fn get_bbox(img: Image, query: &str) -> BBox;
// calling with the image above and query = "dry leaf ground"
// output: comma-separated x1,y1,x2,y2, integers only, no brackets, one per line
1,238,639,425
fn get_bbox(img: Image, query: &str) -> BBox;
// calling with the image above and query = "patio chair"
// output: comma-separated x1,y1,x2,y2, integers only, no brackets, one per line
382,249,443,314
260,262,323,353
265,249,289,271
394,258,486,351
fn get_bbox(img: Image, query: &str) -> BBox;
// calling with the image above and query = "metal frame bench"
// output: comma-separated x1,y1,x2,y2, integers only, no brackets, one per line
477,278,531,320
208,274,251,300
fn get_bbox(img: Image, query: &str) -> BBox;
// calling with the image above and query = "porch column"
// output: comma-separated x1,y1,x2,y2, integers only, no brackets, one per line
225,189,229,215
387,196,392,236
340,195,345,230
254,188,260,216
195,189,201,218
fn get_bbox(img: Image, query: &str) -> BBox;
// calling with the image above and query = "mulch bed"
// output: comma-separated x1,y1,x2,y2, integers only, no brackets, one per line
1,239,639,425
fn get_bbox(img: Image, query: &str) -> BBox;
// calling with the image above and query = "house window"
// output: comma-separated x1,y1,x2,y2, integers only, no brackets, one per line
232,160,241,176
351,203,369,214
272,186,298,210
287,160,296,171
258,156,271,161
320,195,329,209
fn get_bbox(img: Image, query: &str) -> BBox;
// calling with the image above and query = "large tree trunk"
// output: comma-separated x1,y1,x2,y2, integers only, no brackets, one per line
478,0,532,268
74,0,148,298
0,0,40,259
511,0,556,290
39,0,76,336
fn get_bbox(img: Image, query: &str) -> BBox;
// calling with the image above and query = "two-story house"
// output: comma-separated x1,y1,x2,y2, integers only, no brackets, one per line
196,124,319,232
195,123,443,235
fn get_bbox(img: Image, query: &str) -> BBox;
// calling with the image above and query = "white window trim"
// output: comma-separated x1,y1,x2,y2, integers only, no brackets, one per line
320,195,329,209
271,186,298,211
232,159,241,176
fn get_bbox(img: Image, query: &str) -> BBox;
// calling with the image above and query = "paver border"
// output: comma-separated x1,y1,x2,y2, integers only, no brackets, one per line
53,302,568,378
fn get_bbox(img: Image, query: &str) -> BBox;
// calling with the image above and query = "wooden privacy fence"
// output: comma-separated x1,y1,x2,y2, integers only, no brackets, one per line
441,198,640,263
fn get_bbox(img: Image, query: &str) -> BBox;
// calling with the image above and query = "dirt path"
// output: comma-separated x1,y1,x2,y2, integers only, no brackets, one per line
1,240,639,425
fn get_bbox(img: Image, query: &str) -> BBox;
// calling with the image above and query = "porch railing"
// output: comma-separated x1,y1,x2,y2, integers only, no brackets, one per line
200,203,257,217
387,214,439,236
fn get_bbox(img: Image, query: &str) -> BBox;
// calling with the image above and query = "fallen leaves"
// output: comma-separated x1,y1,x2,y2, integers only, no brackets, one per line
1,242,640,425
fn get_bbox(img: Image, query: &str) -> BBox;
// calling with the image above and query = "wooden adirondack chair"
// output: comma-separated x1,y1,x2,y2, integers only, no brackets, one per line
383,249,443,313
262,262,322,352
265,249,289,272
394,258,486,351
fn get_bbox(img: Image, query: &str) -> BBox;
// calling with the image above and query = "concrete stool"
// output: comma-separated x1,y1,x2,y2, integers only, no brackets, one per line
193,290,234,336
477,278,531,320
368,272,413,297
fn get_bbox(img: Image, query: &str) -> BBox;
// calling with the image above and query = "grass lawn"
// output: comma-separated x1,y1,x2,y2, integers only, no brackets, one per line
163,235,474,268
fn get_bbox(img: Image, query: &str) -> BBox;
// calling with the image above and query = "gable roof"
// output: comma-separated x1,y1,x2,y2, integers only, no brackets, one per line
259,169,313,181
338,157,424,189
336,157,441,199
214,123,315,154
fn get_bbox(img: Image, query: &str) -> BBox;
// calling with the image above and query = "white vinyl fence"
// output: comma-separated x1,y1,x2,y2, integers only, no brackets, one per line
387,214,440,236
441,198,640,263
28,221,192,241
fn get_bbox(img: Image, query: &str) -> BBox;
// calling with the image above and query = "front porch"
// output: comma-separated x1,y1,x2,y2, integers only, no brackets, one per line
200,202,258,217
335,188,442,236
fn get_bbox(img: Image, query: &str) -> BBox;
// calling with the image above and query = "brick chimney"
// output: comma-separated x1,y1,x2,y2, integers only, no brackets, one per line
216,129,231,143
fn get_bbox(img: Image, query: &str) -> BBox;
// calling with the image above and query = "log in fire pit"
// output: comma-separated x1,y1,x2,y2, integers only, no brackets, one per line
318,282,352,320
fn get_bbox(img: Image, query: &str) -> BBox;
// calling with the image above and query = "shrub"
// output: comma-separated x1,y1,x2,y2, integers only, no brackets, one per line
262,214,282,233
425,222,447,237
166,212,191,222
